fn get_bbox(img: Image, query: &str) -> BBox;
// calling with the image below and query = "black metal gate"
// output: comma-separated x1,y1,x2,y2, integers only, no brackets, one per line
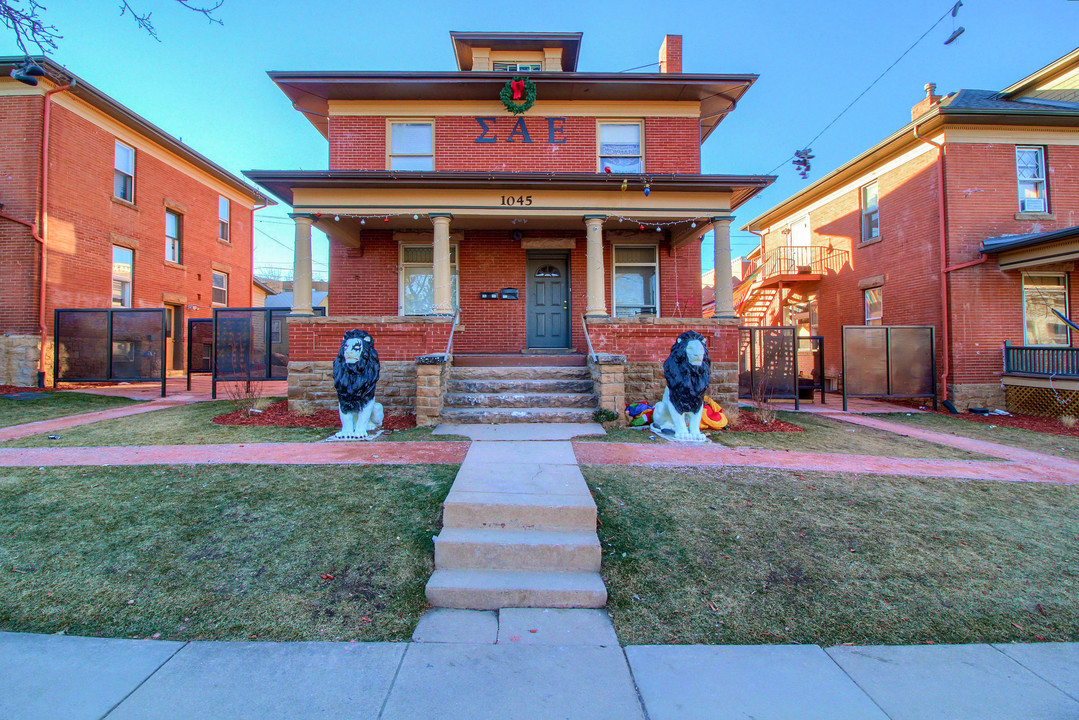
185,318,214,390
797,335,827,404
53,308,167,397
841,325,937,411
211,308,292,399
738,326,800,410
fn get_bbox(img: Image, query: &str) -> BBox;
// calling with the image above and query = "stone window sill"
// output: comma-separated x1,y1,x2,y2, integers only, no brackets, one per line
164,260,187,271
1015,212,1055,221
111,196,138,211
217,238,232,247
857,236,883,248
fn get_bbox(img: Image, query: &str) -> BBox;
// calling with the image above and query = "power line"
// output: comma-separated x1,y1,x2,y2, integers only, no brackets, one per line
767,1,963,177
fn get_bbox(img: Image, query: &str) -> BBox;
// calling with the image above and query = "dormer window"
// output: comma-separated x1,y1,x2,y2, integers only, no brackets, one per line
492,61,543,72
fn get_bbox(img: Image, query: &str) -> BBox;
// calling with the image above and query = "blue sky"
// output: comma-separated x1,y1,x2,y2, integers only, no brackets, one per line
5,0,1077,277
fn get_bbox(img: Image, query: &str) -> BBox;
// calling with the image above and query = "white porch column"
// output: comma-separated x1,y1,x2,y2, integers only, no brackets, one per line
430,213,454,315
291,214,314,316
584,215,607,317
711,215,736,318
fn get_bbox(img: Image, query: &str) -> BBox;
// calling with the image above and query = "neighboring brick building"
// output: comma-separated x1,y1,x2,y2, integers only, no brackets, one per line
0,57,269,386
741,48,1079,415
247,32,773,422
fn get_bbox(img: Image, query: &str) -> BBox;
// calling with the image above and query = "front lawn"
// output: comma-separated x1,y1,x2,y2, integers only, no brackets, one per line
0,400,466,447
585,464,1078,646
586,411,996,460
0,463,457,641
870,412,1079,460
0,391,139,428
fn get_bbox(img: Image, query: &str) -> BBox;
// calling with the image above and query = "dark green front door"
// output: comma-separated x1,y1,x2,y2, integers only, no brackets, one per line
526,254,570,348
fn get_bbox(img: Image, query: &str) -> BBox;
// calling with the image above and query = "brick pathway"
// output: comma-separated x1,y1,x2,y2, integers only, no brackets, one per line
0,441,470,467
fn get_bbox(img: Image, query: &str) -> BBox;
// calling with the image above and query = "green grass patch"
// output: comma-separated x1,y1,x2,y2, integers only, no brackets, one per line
0,463,457,641
586,464,1079,646
0,391,139,428
585,412,995,460
870,412,1079,460
0,401,468,447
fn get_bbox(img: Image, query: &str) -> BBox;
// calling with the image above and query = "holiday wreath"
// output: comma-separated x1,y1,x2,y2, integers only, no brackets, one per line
500,76,537,115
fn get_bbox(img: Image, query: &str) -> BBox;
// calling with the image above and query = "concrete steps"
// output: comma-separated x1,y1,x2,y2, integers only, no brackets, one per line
426,569,607,610
434,528,601,572
442,491,597,532
442,365,598,425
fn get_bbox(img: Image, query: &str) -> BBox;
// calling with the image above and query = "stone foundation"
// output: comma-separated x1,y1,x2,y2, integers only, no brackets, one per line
949,382,1006,411
287,360,417,416
0,334,42,387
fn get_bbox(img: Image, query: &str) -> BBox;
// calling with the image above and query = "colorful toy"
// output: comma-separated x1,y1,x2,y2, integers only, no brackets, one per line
699,395,728,431
625,402,654,426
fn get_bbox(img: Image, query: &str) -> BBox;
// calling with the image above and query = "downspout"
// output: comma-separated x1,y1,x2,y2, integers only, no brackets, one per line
912,123,951,401
36,79,75,387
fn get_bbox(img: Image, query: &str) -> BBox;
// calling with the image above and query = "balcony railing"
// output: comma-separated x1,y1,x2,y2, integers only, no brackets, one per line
1003,343,1079,378
744,246,849,282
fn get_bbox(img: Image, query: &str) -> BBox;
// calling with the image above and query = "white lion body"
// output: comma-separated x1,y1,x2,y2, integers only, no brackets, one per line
650,337,710,442
334,398,384,440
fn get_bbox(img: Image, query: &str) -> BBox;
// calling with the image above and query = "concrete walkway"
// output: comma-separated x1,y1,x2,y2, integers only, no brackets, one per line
2,629,1075,720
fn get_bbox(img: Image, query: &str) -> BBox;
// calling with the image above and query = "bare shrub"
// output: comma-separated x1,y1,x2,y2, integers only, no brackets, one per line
752,376,777,425
1062,414,1077,429
223,377,265,414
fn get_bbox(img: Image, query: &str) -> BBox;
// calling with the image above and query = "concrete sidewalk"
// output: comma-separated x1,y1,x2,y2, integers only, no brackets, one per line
1,628,1075,720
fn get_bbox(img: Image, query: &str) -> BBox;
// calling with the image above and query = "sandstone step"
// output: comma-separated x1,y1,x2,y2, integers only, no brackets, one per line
442,490,597,531
425,569,607,609
453,353,586,367
450,366,591,381
447,378,595,394
443,391,598,409
434,528,601,572
439,407,597,424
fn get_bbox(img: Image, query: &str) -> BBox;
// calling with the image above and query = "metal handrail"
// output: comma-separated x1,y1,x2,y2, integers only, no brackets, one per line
581,313,598,362
443,310,459,361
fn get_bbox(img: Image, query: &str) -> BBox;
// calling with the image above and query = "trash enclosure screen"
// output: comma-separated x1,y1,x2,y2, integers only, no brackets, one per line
739,326,799,408
54,308,167,396
842,325,936,410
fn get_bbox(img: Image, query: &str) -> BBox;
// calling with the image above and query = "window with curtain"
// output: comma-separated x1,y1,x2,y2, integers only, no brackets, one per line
599,123,642,173
613,245,658,317
400,245,458,315
1016,146,1048,213
1023,274,1069,345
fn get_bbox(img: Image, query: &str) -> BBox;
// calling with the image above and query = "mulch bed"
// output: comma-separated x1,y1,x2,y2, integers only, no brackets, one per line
0,385,46,395
933,410,1079,438
726,412,803,433
213,399,416,431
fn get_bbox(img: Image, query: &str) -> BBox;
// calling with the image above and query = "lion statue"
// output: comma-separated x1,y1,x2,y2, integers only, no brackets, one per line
331,329,384,440
650,330,712,442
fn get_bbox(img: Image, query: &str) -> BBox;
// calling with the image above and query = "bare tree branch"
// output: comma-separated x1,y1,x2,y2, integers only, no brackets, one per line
1,0,222,55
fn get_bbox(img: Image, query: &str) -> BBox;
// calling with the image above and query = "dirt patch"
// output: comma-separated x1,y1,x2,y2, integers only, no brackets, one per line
931,410,1079,439
212,399,416,431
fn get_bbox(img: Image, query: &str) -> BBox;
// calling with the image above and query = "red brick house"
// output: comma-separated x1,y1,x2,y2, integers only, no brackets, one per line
247,32,772,423
0,57,269,386
741,48,1079,415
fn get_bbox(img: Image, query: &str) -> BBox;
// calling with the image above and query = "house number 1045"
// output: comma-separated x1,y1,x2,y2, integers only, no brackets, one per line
501,195,533,206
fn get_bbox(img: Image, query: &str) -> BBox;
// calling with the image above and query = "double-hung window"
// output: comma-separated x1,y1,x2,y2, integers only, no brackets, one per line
1023,274,1069,345
400,244,458,315
218,196,230,242
212,271,228,305
165,210,182,263
389,121,434,171
613,246,658,317
112,246,133,307
861,182,879,241
599,122,642,173
114,141,135,202
1016,146,1048,212
864,287,883,326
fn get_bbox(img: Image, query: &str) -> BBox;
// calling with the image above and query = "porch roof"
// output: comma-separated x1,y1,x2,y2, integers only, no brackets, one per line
243,170,775,210
982,224,1079,270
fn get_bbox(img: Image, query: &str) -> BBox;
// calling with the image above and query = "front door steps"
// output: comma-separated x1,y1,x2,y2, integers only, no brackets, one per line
441,355,598,424
425,440,607,610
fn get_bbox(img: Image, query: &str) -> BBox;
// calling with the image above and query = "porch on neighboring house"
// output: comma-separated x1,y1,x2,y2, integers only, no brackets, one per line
983,225,1079,417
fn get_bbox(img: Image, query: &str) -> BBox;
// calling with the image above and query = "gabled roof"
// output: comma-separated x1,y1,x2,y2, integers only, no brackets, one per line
450,32,582,71
0,56,271,206
1001,46,1079,99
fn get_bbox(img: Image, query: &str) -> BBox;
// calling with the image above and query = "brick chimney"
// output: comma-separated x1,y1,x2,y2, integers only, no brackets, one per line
659,35,682,73
911,82,942,121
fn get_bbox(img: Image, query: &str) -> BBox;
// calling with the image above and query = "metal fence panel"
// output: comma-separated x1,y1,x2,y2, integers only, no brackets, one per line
188,319,214,374
739,326,798,407
888,327,935,397
110,310,164,381
55,310,109,381
269,309,291,379
842,326,888,396
842,325,936,410
214,310,268,380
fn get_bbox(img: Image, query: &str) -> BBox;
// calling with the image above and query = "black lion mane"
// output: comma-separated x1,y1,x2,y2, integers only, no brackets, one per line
332,329,380,412
663,330,712,414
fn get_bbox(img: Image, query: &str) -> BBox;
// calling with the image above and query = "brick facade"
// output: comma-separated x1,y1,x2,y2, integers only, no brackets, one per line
0,75,262,385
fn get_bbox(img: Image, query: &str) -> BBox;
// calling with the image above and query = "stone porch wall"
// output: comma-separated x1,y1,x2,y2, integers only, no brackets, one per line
588,353,626,420
287,359,418,416
416,355,452,426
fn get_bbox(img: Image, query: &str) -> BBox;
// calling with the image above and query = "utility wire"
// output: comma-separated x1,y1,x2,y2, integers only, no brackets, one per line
766,2,961,176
